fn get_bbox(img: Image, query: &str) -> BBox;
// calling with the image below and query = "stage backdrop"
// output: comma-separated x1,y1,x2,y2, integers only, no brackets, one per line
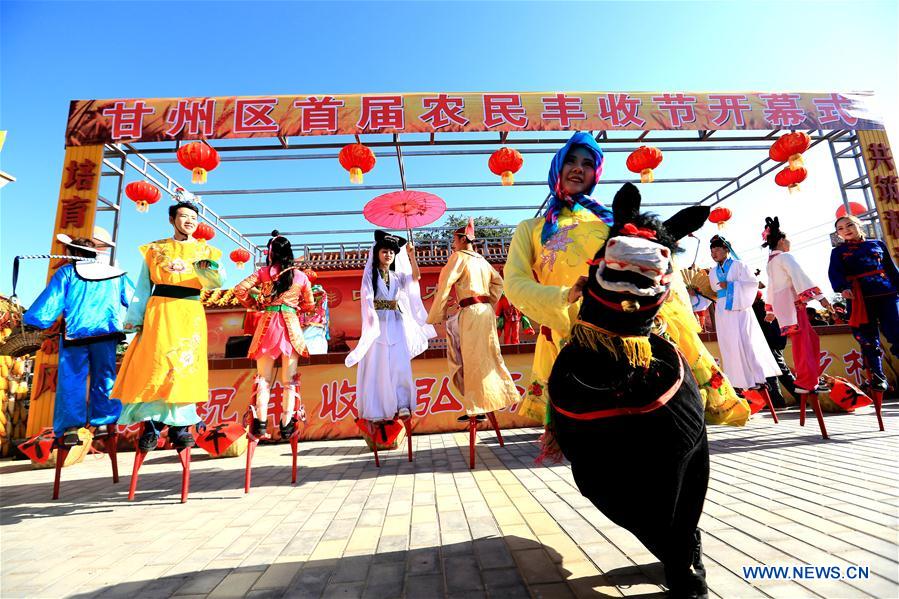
104,328,896,444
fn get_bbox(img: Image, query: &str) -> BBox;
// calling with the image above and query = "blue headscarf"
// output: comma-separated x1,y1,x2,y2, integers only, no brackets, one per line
541,131,614,244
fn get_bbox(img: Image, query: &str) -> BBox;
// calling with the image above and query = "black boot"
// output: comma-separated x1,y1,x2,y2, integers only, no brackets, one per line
869,372,889,391
279,416,298,439
765,377,787,409
251,418,267,439
168,425,196,449
138,421,161,451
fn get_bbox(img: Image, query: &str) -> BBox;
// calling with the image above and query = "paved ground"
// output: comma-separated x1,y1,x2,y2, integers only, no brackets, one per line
1,403,897,599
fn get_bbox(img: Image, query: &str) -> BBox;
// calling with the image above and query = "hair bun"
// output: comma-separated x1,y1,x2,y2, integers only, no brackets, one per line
271,229,280,237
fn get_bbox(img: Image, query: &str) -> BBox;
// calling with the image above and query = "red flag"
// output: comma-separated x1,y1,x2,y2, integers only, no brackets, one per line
825,376,873,412
18,427,56,463
195,422,247,457
742,390,767,415
356,418,405,446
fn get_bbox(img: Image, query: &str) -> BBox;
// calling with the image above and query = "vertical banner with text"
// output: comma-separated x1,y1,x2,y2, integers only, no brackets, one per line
857,130,898,263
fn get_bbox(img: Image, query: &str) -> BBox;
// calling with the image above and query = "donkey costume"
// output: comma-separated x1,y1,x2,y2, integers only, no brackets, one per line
549,184,711,598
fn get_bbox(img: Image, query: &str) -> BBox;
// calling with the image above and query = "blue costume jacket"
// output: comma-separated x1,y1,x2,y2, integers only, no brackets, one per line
24,263,133,341
24,262,134,434
828,239,899,299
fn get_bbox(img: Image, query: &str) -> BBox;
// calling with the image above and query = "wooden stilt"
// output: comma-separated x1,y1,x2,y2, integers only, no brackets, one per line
178,448,191,503
486,412,505,446
469,417,477,469
757,387,779,424
52,445,70,500
128,448,147,501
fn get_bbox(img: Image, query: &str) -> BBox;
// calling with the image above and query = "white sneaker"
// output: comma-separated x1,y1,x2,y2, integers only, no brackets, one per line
397,408,411,419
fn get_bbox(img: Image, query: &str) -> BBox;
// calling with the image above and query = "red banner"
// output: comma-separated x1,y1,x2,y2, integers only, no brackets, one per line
66,91,883,146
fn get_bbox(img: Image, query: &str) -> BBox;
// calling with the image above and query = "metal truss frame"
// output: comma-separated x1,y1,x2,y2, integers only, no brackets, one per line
102,127,879,264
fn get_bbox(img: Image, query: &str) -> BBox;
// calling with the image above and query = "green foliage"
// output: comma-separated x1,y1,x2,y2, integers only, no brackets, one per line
414,215,514,243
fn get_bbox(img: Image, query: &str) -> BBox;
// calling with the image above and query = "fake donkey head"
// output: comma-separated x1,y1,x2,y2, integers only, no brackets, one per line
579,183,709,337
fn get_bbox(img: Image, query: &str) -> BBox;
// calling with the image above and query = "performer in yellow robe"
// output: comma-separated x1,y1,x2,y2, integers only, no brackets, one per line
427,220,520,418
504,132,749,427
112,201,224,450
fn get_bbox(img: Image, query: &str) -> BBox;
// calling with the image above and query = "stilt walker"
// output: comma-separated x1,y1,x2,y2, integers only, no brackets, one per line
345,231,435,465
111,200,224,503
22,232,132,499
233,231,315,490
427,219,519,468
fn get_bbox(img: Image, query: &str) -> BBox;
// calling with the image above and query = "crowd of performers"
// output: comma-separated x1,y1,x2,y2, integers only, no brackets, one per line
20,132,899,599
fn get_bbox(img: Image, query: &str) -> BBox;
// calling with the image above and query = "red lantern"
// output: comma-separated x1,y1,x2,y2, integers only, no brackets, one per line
125,181,161,213
230,248,252,269
192,222,216,242
488,147,524,186
708,207,732,230
775,166,807,193
338,143,376,184
835,202,867,219
626,146,663,183
769,132,811,170
176,142,220,184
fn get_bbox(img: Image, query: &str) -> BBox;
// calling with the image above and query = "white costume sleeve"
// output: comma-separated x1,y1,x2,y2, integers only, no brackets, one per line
727,260,761,312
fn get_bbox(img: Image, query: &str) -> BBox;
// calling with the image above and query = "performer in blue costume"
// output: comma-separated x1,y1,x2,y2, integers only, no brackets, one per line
828,215,899,390
24,234,134,445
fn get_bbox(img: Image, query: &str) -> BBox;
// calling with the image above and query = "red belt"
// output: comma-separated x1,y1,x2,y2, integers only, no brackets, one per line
458,295,490,308
847,269,884,327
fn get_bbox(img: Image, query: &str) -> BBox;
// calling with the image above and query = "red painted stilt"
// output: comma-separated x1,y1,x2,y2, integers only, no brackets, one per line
469,417,477,469
52,445,70,500
871,389,885,431
244,436,258,493
757,387,779,424
486,412,505,446
290,433,300,484
800,393,829,440
368,421,380,467
109,431,119,483
178,448,191,503
403,417,413,462
128,448,147,501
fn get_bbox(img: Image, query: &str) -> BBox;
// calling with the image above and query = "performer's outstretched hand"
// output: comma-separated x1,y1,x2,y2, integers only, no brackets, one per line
568,276,588,304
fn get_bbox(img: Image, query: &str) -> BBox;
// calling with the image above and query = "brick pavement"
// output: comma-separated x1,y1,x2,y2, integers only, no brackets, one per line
1,403,897,598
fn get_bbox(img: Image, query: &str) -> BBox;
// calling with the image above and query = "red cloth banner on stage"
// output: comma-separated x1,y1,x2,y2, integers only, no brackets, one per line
65,92,883,146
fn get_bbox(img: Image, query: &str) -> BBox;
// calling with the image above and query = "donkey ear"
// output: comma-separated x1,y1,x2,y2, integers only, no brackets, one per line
664,206,711,241
612,183,641,225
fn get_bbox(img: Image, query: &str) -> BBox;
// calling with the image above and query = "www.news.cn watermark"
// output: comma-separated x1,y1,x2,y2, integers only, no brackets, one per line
742,565,871,581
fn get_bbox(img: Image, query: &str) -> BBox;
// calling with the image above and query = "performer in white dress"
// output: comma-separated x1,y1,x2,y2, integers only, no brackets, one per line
345,230,435,421
707,235,781,391
762,217,832,393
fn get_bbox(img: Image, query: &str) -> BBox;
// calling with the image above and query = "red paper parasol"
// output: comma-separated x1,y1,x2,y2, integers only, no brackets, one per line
363,190,446,236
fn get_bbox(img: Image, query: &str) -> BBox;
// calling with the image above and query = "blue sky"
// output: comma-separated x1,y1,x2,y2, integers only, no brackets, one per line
2,0,898,304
